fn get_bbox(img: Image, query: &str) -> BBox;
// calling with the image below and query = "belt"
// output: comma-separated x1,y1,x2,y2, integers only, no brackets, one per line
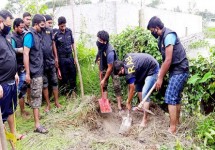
58,53,72,58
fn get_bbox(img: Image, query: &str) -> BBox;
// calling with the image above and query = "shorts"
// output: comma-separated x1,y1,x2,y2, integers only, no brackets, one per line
165,73,189,105
43,66,58,89
18,71,26,98
0,81,17,123
101,71,122,97
135,73,158,102
30,76,43,109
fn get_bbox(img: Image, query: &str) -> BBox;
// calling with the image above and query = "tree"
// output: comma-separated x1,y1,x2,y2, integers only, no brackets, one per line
173,6,182,12
188,0,197,14
4,0,23,15
146,0,161,8
21,0,48,15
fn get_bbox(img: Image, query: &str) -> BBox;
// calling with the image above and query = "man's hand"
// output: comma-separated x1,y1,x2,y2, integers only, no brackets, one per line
0,85,3,99
15,73,19,85
25,73,31,84
57,68,62,80
126,102,132,110
155,77,163,91
55,58,59,68
100,79,105,88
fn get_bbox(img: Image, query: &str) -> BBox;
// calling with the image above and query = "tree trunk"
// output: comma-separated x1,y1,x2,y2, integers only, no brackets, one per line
70,0,84,98
0,108,7,150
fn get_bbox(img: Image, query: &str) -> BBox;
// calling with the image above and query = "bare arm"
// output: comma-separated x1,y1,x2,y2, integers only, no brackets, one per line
127,83,135,104
52,41,59,68
23,46,31,84
156,45,173,90
103,64,113,81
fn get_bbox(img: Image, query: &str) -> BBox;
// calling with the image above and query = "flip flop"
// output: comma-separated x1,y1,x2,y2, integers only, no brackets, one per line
34,125,48,134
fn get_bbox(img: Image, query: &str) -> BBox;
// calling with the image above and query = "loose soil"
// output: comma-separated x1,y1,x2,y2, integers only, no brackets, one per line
14,96,194,150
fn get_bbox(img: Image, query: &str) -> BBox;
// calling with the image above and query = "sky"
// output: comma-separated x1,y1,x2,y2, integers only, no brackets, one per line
0,0,215,13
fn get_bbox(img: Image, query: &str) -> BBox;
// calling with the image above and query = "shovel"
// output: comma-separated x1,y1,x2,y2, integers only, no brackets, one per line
135,83,156,115
119,111,132,134
98,72,112,113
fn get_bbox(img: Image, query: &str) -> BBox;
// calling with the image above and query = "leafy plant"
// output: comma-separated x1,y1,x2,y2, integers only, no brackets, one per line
194,113,215,148
183,46,215,114
188,40,209,49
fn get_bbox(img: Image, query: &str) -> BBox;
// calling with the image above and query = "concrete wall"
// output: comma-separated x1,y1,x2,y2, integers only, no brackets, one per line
52,2,202,40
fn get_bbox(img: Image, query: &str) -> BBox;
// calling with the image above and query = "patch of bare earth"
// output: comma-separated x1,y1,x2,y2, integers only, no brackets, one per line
19,96,194,150
62,96,194,150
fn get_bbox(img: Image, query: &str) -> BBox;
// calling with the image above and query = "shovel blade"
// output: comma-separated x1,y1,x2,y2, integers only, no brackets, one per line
119,115,132,134
98,98,112,113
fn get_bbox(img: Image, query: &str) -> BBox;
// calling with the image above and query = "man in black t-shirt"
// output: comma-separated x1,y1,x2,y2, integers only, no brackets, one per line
42,15,61,112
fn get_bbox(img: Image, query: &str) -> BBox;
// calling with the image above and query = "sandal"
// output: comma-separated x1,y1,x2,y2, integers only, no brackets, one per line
34,125,48,134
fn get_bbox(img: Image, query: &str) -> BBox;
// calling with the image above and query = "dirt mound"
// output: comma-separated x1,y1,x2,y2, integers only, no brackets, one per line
77,97,194,149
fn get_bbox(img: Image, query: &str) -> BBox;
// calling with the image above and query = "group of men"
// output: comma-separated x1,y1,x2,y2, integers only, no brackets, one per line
97,17,189,134
0,9,77,137
0,8,188,145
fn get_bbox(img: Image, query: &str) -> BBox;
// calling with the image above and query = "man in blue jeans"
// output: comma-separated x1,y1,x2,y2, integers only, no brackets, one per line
113,53,159,127
11,18,30,117
147,16,189,134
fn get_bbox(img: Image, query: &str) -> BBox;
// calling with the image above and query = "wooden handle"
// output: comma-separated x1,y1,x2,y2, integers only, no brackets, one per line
138,83,156,108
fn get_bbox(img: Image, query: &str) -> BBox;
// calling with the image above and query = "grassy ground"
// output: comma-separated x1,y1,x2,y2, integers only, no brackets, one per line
4,95,200,150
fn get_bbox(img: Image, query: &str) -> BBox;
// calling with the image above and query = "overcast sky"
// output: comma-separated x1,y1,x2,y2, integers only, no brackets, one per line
0,0,215,13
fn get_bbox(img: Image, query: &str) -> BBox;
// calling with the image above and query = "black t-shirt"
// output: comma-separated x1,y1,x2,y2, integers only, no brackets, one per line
0,33,17,84
124,53,159,84
54,28,74,55
41,27,55,68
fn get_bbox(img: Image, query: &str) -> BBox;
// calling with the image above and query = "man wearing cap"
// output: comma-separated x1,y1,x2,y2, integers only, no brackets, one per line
42,15,61,112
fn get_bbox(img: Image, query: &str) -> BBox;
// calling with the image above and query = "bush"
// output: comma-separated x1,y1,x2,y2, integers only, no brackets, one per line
194,113,215,149
183,46,215,114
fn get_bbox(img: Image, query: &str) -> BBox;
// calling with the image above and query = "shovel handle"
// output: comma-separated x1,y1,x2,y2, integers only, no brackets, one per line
138,83,156,108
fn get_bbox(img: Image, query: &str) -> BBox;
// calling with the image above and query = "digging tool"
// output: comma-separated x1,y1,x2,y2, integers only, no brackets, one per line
98,72,112,113
119,110,132,134
135,83,156,115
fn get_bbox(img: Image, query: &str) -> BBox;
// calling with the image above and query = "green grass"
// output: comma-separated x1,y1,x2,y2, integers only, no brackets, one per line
204,27,215,39
7,96,88,150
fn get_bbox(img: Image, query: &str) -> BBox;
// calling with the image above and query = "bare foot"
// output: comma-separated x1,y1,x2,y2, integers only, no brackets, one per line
21,110,30,119
168,127,176,135
55,103,62,108
16,133,27,140
140,120,147,128
44,105,51,112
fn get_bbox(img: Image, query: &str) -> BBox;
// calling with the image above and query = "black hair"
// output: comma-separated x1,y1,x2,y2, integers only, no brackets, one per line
58,16,66,25
0,10,13,20
13,18,24,30
97,30,109,43
147,16,164,30
32,14,45,27
113,60,124,75
44,14,52,21
23,12,31,18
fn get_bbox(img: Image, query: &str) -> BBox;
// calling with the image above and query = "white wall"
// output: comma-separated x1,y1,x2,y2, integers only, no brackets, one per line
52,2,202,40
143,7,203,37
